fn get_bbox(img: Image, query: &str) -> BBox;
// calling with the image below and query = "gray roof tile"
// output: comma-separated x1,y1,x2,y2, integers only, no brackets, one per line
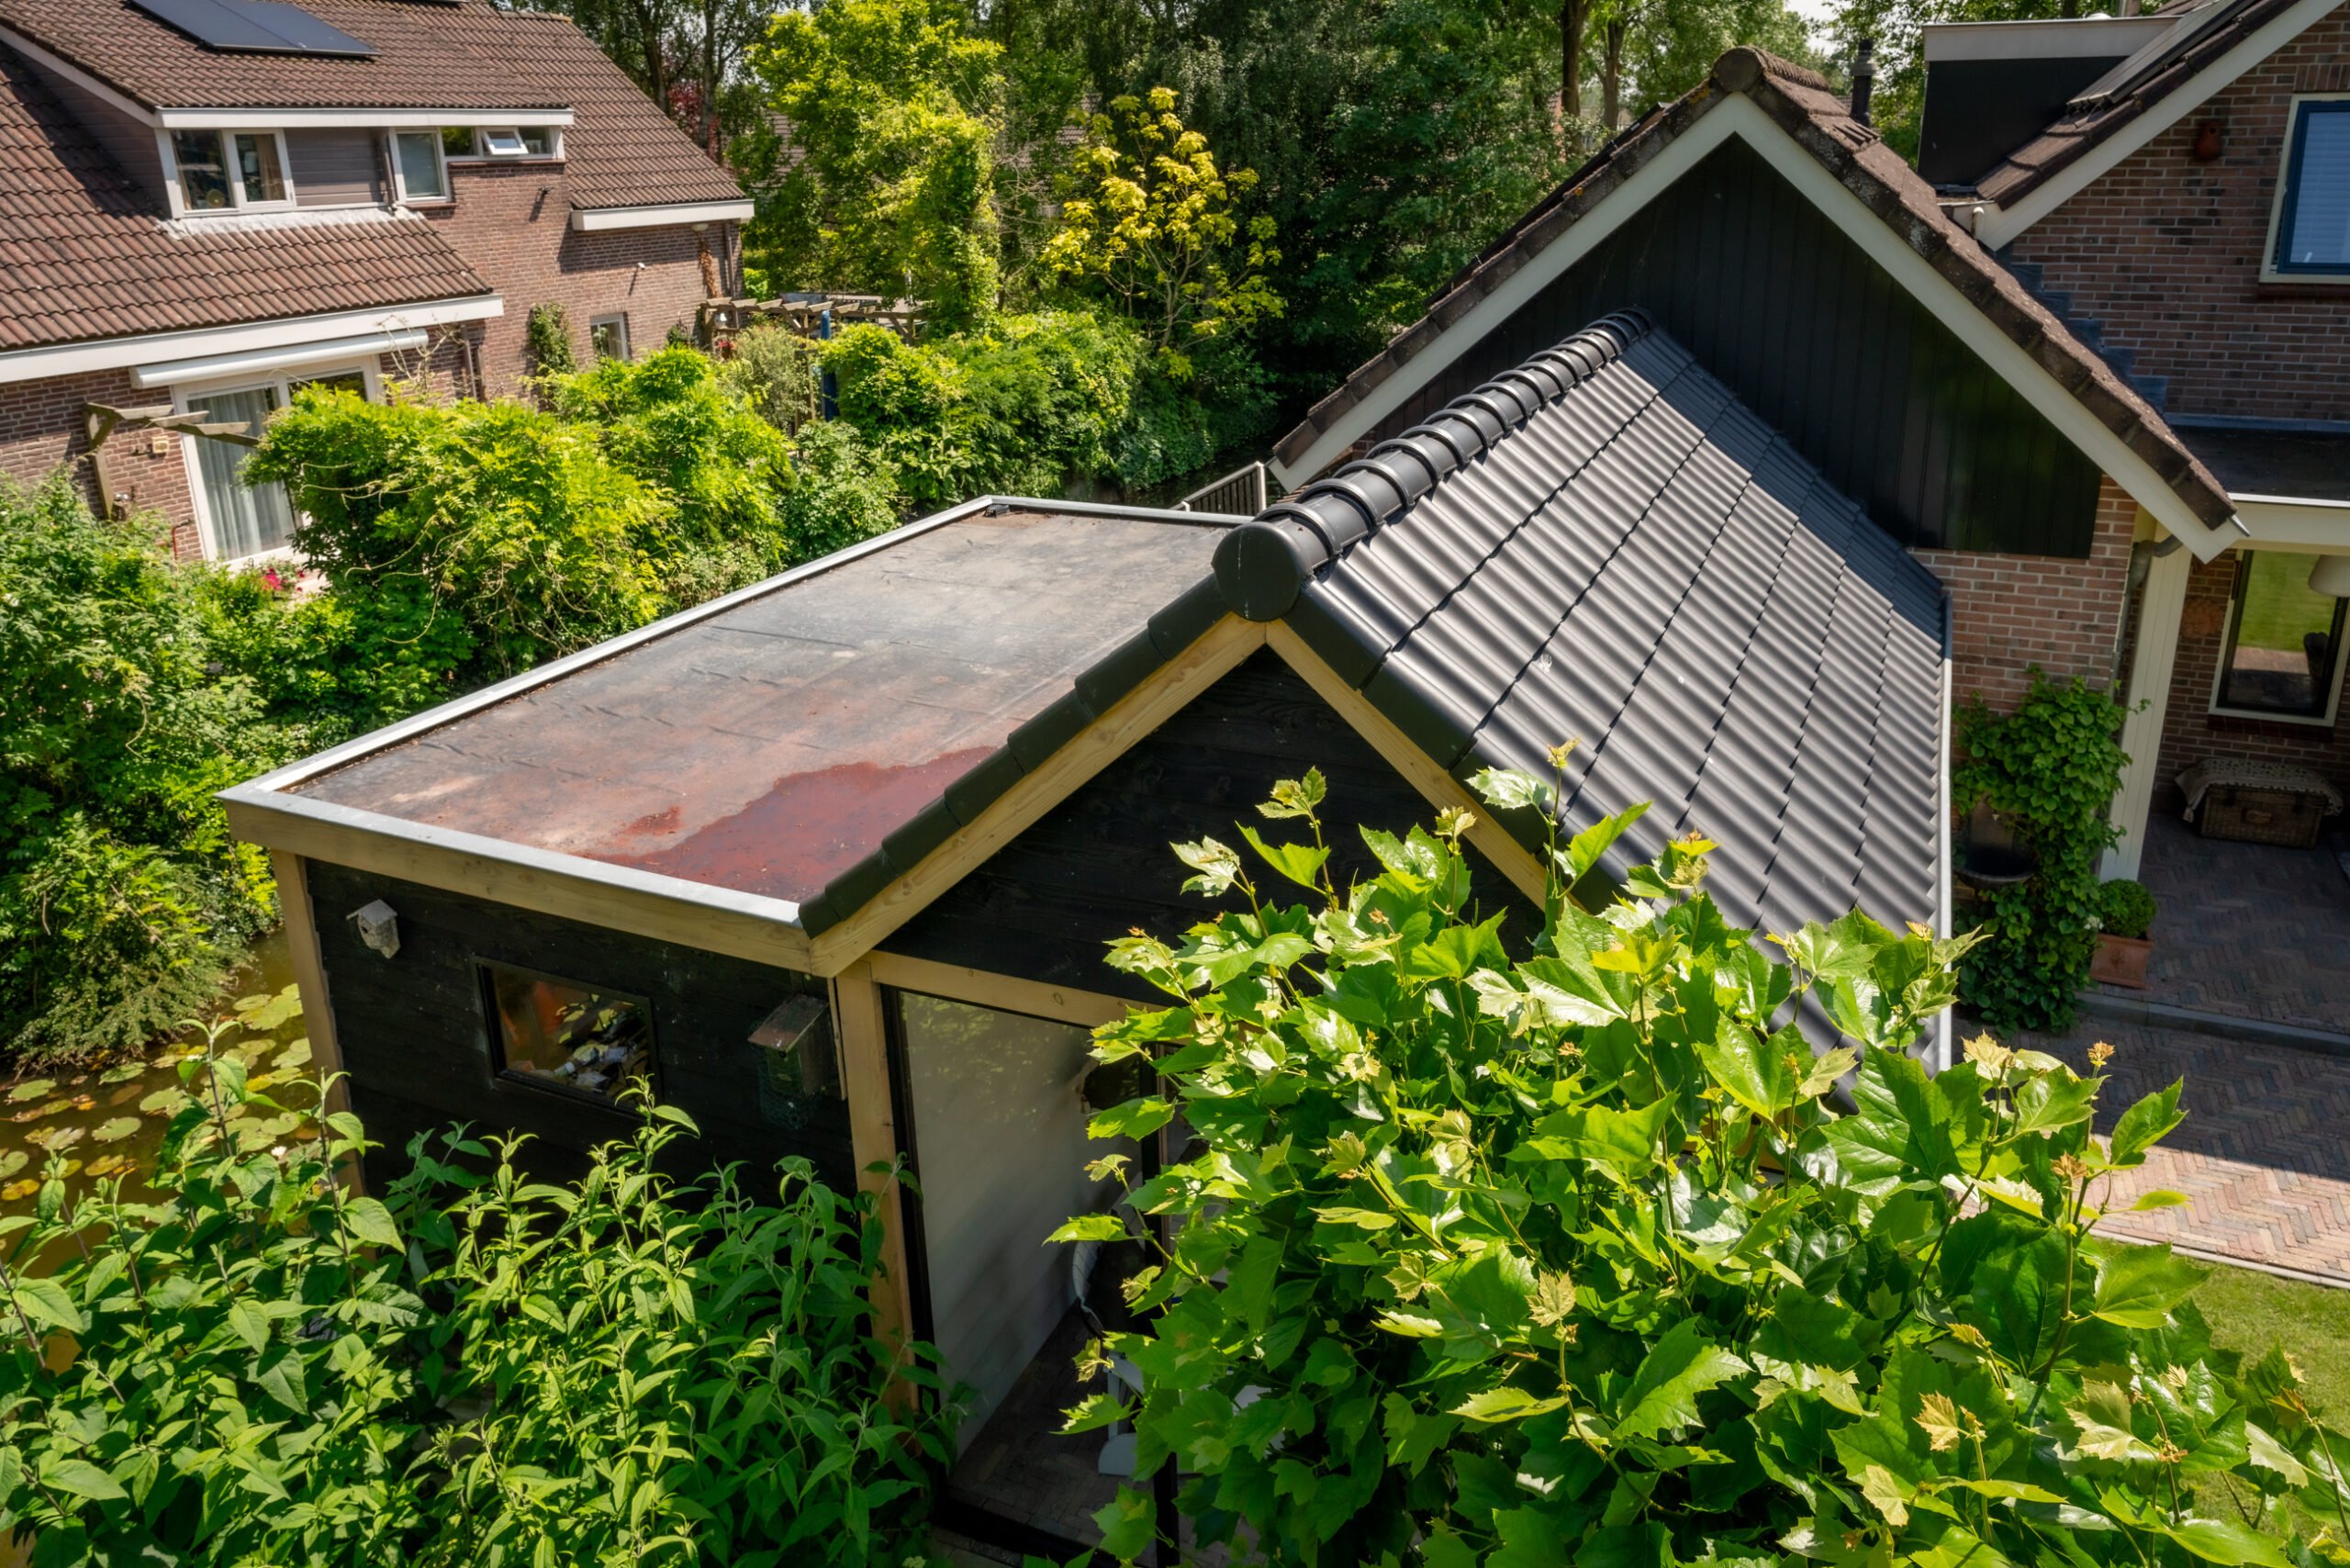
1214,309,1951,935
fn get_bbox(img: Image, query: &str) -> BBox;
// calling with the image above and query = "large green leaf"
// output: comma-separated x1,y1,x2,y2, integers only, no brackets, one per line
1424,1249,1537,1364
2089,1244,2207,1328
1613,1319,1750,1441
1696,1019,1796,1120
1524,1098,1670,1185
2107,1080,2186,1169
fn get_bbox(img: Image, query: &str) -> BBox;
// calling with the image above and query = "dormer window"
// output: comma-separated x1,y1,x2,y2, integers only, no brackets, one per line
2269,97,2350,277
443,126,562,161
390,129,448,203
170,129,291,213
480,129,528,157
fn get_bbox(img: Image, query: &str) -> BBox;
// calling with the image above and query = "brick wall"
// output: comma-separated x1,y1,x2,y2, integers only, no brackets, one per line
2006,7,2350,422
1912,475,2140,711
428,161,734,395
2154,548,2350,800
0,365,198,557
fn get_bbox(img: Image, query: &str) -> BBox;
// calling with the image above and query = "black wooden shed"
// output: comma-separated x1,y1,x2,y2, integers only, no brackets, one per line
225,313,1952,1558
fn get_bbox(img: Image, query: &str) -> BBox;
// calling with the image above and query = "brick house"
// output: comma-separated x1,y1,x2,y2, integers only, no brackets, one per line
0,0,749,564
1270,28,2342,887
1923,0,2350,858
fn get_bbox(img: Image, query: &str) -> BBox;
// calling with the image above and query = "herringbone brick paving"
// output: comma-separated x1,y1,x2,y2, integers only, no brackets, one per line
2013,1020,2350,1282
2113,813,2350,1035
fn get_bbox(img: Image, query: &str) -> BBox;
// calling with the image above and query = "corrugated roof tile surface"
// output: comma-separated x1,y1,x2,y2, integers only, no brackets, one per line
1222,313,1950,935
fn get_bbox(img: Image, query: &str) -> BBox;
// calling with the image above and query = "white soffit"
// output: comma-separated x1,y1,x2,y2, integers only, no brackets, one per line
0,297,503,386
1975,0,2347,247
134,328,429,389
161,106,575,130
570,199,755,232
2234,497,2350,549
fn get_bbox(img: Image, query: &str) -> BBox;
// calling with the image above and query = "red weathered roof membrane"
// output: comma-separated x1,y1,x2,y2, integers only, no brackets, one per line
0,49,488,351
293,509,1229,906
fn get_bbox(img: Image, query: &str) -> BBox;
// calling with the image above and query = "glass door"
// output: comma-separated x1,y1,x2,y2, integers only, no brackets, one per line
186,385,296,560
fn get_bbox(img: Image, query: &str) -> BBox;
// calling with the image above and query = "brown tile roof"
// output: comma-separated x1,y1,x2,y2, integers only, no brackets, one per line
0,46,488,352
0,0,567,110
0,0,741,211
1973,0,2300,207
1270,48,2236,538
498,12,743,210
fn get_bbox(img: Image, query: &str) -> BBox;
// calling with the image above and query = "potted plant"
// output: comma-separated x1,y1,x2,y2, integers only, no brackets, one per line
2088,877,2156,989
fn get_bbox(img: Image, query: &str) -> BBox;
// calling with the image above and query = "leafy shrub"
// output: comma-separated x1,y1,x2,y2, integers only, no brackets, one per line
1064,767,2347,1566
249,386,671,681
1954,674,2133,1032
719,322,825,436
0,481,285,1062
2097,878,2157,941
526,301,578,379
784,420,901,562
553,345,798,570
0,1036,957,1565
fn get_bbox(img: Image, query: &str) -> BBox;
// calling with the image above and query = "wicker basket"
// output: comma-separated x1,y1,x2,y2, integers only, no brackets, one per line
2195,783,2328,849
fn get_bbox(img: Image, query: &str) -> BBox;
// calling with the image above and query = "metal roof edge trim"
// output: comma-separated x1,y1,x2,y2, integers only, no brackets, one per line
219,787,810,932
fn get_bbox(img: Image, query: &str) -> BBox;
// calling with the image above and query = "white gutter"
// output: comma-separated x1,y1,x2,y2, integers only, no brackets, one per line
162,106,574,130
570,199,755,232
132,329,429,389
0,296,502,386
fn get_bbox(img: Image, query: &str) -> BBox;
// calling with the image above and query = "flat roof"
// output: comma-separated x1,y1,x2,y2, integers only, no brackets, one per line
293,504,1225,905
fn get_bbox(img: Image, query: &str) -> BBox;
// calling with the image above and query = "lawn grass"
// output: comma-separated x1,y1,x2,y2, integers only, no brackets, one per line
2190,1261,2350,1534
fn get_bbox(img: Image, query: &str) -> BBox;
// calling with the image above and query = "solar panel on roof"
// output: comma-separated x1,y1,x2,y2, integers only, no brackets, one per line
131,0,374,57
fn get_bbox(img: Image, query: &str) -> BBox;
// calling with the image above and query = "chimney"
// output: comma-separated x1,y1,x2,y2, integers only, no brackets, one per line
1851,38,1876,127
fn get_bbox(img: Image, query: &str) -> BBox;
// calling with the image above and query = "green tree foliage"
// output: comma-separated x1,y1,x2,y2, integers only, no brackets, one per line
0,482,285,1064
1953,673,2132,1032
526,299,579,378
746,0,1004,328
1064,768,2347,1565
0,1036,956,1564
1041,87,1283,377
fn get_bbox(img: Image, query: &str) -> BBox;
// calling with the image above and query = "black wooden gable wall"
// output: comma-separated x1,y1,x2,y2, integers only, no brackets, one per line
1374,138,2104,557
885,649,1544,1002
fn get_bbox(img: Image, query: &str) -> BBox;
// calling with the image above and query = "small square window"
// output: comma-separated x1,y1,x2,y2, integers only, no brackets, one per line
590,314,631,362
2273,100,2350,274
393,130,447,202
482,962,654,1106
519,126,556,157
2212,550,2349,719
481,129,529,157
441,126,478,160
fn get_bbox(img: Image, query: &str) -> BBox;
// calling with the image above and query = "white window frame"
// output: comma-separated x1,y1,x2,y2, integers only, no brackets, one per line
386,129,453,205
2204,546,2350,727
589,313,632,363
2259,93,2350,286
444,126,564,163
157,127,297,218
173,357,384,566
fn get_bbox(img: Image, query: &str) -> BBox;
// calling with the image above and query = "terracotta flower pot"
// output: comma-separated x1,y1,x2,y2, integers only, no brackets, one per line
2090,934,2152,990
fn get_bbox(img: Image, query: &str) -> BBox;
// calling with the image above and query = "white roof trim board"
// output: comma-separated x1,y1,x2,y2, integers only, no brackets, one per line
0,295,502,386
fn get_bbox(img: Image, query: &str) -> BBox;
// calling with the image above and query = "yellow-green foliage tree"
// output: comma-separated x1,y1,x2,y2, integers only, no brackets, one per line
1040,88,1283,379
749,0,1003,329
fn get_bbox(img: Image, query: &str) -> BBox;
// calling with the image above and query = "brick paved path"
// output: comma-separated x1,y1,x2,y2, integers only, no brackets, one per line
2116,813,2350,1036
2016,1020,2350,1283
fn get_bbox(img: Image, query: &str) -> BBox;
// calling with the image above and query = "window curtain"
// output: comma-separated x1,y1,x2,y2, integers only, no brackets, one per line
187,387,295,559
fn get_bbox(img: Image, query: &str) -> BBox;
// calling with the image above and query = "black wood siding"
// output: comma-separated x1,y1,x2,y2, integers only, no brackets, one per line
1375,138,2103,557
305,861,849,1193
886,650,1544,1001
